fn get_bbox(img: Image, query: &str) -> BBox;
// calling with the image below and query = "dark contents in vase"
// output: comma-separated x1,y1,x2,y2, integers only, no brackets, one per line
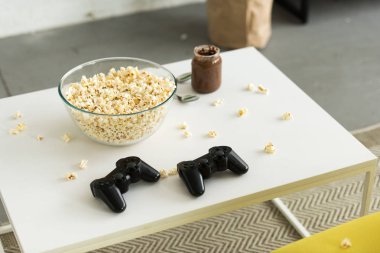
197,46,218,56
191,45,222,94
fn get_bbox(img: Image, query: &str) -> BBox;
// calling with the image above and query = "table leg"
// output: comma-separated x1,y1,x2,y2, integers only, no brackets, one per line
0,240,4,253
271,198,311,238
0,223,12,253
0,199,12,236
360,167,376,216
0,223,12,235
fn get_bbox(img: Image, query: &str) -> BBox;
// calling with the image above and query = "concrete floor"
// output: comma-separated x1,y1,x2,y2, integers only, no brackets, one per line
0,0,380,131
266,0,380,131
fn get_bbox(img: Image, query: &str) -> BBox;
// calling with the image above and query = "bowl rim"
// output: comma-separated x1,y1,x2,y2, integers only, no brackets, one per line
58,57,177,117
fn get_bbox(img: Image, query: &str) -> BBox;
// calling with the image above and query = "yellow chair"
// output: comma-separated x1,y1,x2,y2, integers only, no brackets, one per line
272,211,380,253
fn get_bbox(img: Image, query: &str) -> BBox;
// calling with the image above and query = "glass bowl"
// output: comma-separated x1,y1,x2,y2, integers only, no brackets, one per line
58,57,177,146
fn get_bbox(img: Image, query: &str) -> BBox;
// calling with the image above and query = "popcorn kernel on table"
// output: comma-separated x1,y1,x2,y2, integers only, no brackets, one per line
238,108,248,117
36,135,44,141
178,122,188,130
78,160,88,169
257,84,269,94
264,142,275,154
65,172,78,181
168,168,178,176
212,99,223,107
340,238,352,249
183,130,192,138
62,133,71,143
160,168,178,179
9,122,27,135
16,123,26,131
9,128,19,135
14,111,23,119
247,83,255,91
159,169,169,178
282,112,293,120
208,130,218,138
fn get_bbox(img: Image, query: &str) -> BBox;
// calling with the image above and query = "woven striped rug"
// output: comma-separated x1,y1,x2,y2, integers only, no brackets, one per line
1,126,380,253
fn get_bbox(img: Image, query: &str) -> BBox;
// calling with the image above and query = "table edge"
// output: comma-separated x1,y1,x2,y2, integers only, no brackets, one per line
42,158,378,253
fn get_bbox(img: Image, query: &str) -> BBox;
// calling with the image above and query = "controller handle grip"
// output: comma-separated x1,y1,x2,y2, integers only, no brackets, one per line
178,161,205,196
227,150,249,174
140,160,161,182
90,179,126,213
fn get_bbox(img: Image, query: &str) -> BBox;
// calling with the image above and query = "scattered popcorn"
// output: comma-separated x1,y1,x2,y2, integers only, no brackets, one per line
9,128,19,135
36,135,44,141
167,168,178,176
16,123,26,131
257,84,269,94
208,130,218,138
159,168,178,179
264,142,276,154
78,160,88,169
183,130,192,138
340,238,352,249
178,122,188,130
65,172,78,181
14,111,22,119
159,169,169,178
9,122,27,135
212,99,223,107
282,112,293,120
238,108,248,117
62,133,72,143
247,83,255,91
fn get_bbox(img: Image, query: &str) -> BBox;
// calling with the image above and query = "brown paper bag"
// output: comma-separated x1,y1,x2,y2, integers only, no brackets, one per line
207,0,273,49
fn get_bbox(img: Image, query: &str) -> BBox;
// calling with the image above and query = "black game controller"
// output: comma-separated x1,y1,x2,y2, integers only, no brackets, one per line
177,146,249,197
90,157,160,213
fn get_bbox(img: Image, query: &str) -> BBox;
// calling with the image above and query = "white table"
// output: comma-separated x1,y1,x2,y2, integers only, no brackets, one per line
0,47,376,253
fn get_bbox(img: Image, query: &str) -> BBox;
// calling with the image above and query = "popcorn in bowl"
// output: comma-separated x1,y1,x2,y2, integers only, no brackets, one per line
59,58,177,146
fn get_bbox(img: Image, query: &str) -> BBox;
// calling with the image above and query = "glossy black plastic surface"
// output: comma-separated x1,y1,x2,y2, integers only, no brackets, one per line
177,146,249,197
90,156,160,213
